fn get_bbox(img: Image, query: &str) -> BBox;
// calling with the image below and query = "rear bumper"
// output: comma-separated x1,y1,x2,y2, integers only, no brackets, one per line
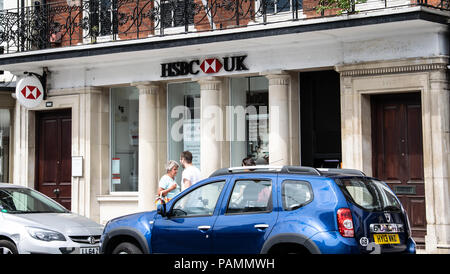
309,231,360,254
405,237,416,254
309,231,416,254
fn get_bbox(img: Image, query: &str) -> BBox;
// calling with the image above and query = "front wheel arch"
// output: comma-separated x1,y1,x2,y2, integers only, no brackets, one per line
102,228,149,254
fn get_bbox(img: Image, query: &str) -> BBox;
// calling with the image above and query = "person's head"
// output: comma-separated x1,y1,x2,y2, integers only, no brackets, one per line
165,160,179,178
242,157,256,167
180,151,193,168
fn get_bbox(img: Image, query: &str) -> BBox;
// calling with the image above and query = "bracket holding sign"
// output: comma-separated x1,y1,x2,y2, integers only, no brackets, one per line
24,68,48,100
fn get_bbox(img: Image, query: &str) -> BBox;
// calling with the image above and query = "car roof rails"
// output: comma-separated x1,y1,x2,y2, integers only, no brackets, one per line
209,165,322,177
317,168,366,177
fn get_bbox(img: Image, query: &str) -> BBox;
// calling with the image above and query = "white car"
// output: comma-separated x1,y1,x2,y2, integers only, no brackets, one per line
0,183,103,254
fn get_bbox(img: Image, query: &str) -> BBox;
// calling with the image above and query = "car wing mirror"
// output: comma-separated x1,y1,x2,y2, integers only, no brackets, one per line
156,198,167,217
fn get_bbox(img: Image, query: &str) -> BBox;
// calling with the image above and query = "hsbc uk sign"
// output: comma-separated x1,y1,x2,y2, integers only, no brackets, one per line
161,55,248,78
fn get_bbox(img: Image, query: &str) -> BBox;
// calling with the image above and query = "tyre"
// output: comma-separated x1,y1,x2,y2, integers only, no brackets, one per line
0,240,18,254
112,242,143,254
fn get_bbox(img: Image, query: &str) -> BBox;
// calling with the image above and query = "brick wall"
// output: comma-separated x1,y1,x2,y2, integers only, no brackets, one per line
46,0,83,47
303,0,346,18
193,0,254,32
116,0,154,40
35,0,447,48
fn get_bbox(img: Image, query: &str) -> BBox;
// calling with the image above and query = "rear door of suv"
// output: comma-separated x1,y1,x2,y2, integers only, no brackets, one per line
211,173,278,253
335,177,410,253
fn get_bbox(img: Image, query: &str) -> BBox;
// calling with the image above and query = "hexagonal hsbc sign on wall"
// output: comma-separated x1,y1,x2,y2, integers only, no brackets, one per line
15,75,44,108
200,58,223,74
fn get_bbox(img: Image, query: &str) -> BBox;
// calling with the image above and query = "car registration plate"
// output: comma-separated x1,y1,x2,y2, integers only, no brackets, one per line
80,247,100,254
373,234,400,244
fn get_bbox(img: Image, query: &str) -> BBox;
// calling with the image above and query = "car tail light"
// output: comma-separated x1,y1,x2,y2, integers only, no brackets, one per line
337,208,354,238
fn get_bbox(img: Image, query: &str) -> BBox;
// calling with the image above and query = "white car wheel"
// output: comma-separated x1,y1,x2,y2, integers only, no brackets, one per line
0,240,18,254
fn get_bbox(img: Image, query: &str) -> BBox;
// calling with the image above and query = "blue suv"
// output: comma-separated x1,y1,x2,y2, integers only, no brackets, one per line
100,166,416,254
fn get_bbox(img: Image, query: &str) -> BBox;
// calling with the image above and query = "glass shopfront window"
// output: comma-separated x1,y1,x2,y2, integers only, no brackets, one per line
110,87,139,192
230,76,269,167
0,109,10,183
168,82,201,184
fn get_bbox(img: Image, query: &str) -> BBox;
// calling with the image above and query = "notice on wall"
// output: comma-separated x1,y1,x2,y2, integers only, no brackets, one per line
112,177,121,185
183,119,200,168
72,156,83,177
112,158,120,175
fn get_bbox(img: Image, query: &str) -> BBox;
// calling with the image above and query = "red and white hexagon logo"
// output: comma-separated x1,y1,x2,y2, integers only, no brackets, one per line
16,75,44,108
200,58,223,74
20,85,42,100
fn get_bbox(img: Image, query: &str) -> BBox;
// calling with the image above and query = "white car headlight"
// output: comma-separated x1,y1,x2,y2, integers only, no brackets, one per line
26,227,66,242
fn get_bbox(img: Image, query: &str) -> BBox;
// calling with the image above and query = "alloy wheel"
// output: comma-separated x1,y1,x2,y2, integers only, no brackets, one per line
0,247,14,254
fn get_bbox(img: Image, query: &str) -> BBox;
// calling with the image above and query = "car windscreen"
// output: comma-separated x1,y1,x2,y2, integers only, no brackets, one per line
0,188,68,214
335,177,402,212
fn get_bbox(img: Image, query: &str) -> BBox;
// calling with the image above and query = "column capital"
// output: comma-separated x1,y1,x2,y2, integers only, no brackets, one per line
132,81,161,95
263,71,291,86
197,76,222,91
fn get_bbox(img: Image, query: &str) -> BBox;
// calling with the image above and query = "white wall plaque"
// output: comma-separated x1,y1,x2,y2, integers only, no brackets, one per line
72,156,83,177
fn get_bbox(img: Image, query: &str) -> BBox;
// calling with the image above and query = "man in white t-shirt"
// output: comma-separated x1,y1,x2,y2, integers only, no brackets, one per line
180,151,201,192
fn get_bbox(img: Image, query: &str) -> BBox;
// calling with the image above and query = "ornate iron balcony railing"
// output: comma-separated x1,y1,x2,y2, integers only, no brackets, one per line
0,0,448,54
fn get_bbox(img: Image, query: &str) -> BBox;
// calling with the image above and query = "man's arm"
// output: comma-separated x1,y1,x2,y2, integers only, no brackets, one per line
183,178,192,190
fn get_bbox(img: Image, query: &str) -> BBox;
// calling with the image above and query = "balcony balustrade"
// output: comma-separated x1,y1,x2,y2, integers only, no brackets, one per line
0,0,448,54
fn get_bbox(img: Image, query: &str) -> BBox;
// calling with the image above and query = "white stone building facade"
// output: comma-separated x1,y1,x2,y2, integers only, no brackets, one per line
0,0,449,253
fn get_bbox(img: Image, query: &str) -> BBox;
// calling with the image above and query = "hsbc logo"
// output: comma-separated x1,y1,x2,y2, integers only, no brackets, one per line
161,55,248,77
21,85,42,100
15,75,45,109
200,58,223,74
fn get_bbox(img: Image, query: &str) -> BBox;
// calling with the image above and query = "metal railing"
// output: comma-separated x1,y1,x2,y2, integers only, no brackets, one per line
0,0,448,54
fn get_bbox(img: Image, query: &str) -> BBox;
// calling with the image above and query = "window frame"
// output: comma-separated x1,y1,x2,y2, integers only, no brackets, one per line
225,178,274,216
109,87,140,193
281,179,314,211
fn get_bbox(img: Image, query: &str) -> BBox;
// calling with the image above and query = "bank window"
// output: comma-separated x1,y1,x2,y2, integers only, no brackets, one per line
110,87,139,192
227,179,272,214
167,82,201,184
0,109,10,183
282,180,313,211
230,76,269,166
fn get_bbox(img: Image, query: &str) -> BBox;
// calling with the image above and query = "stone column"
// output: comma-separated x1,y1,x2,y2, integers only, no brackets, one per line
265,72,291,166
424,68,450,253
198,77,223,178
135,82,160,211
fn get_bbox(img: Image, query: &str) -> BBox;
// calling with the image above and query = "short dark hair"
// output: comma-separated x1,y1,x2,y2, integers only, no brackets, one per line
242,157,256,166
181,151,193,163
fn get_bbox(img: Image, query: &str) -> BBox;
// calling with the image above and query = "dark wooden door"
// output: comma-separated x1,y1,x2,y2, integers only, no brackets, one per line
36,109,72,210
371,93,426,244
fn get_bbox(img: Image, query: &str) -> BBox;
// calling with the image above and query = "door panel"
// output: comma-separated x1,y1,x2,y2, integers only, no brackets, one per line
151,180,227,253
42,119,58,184
371,93,425,244
36,110,72,210
212,174,278,254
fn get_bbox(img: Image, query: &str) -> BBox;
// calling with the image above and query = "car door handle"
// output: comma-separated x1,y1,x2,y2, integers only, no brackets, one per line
197,226,211,231
254,224,269,230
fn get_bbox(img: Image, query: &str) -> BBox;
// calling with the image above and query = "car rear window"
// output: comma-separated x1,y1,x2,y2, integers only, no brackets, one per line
335,177,401,211
281,180,313,211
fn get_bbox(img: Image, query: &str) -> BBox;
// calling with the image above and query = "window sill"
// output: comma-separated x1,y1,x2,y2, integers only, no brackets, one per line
97,193,139,203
